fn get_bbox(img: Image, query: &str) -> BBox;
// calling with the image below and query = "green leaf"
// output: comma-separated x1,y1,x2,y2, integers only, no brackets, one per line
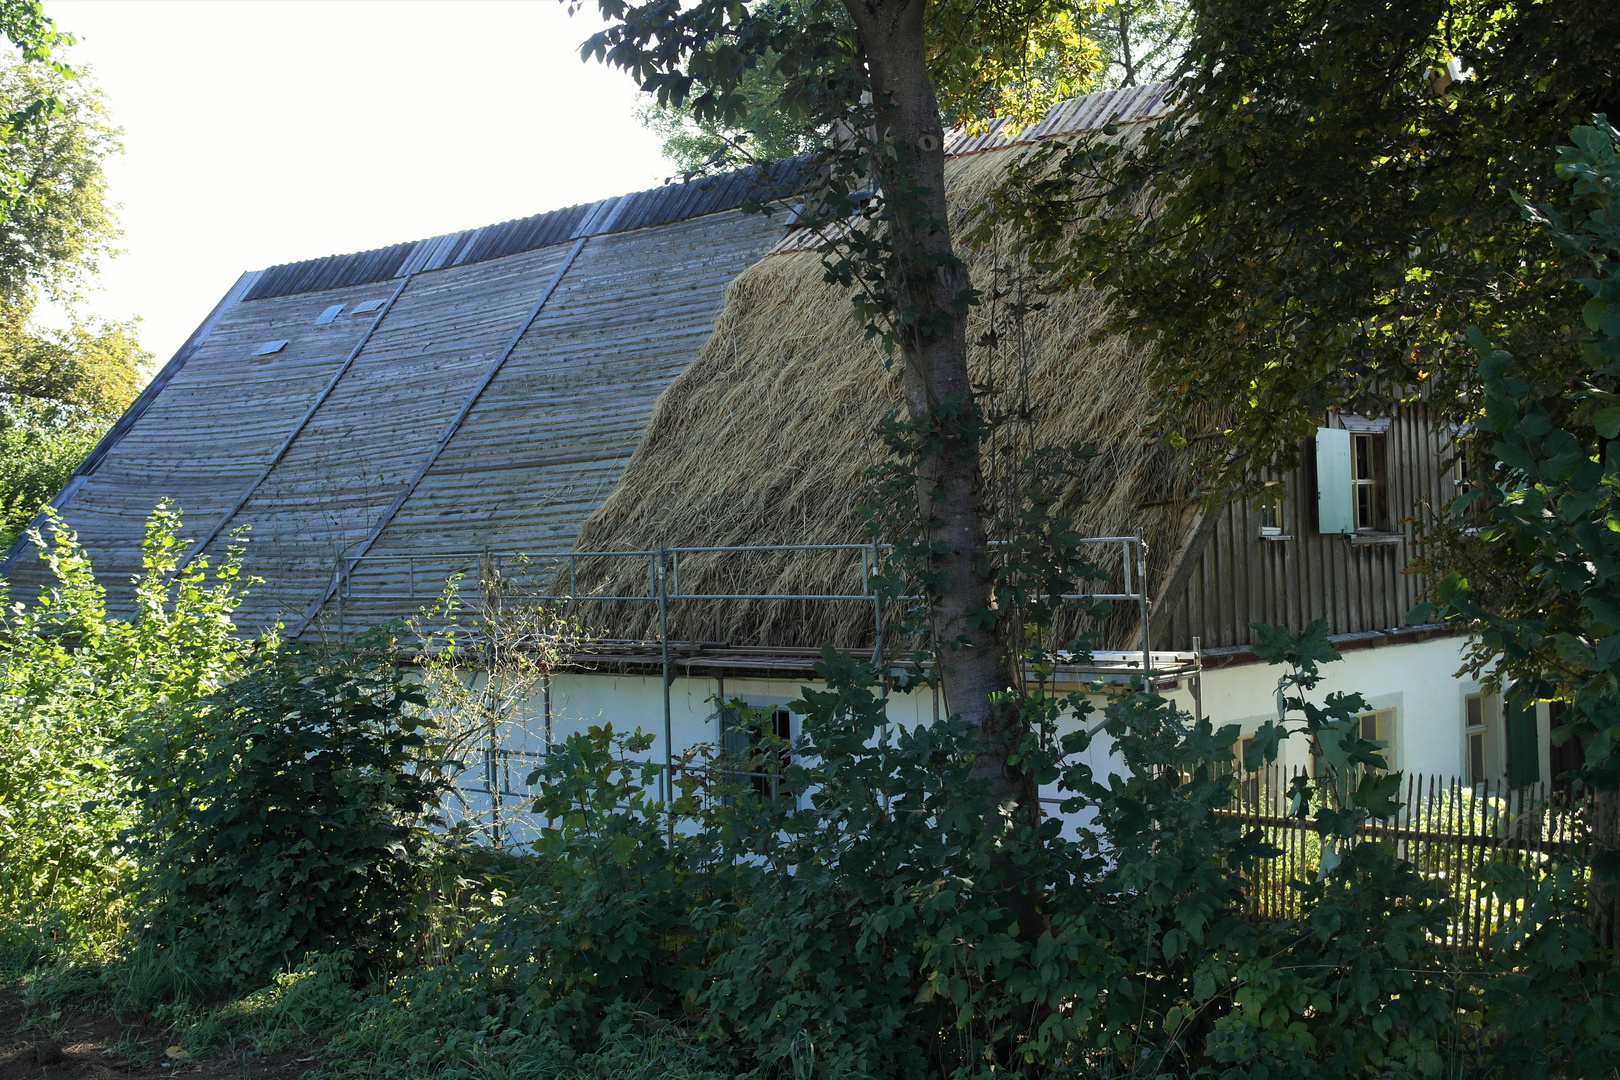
1584,296,1608,332
1405,601,1439,626
1351,771,1404,819
1245,721,1288,769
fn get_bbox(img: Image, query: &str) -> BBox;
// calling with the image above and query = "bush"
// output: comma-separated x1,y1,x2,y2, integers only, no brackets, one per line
474,632,1488,1080
0,420,97,547
121,630,451,989
485,725,733,1043
0,503,248,963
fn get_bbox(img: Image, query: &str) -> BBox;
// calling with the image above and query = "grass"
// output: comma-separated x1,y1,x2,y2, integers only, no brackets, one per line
3,944,735,1080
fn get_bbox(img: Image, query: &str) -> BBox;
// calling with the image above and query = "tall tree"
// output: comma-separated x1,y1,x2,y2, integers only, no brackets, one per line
1085,0,1189,88
0,55,147,547
636,62,823,174
978,0,1620,922
633,1,1182,173
0,0,76,232
1411,119,1620,939
572,0,1103,907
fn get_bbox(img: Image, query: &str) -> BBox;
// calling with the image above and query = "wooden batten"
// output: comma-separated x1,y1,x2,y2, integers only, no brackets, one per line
1160,406,1451,650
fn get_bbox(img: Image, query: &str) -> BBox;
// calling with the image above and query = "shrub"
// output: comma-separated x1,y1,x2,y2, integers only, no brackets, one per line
0,420,97,547
121,630,450,988
0,503,248,962
473,634,1459,1078
484,725,733,1044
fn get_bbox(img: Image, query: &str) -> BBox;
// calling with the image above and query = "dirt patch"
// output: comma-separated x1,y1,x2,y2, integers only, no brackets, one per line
0,994,323,1080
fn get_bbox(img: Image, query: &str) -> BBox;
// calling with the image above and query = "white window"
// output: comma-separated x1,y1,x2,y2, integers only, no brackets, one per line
1359,709,1396,773
1316,423,1393,534
720,704,793,799
1465,693,1487,785
1459,692,1510,786
1352,434,1389,531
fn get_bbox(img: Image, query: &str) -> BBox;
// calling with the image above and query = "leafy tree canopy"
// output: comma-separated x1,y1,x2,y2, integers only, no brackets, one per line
612,0,1108,175
0,54,146,548
633,0,1190,172
0,0,75,222
1088,0,1189,88
984,0,1620,497
636,61,824,174
0,54,118,303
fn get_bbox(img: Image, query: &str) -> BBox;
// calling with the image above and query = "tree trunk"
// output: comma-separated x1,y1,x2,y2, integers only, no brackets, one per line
841,0,1043,918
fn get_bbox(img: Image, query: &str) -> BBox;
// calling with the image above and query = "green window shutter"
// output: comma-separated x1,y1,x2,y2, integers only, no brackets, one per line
1506,699,1540,788
1315,427,1354,534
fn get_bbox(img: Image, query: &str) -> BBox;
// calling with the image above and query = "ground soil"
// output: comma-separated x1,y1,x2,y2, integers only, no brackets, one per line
0,994,322,1080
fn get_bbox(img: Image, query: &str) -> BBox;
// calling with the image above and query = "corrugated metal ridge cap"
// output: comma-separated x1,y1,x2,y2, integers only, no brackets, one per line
244,156,813,302
766,83,1173,258
943,81,1173,156
242,81,1167,303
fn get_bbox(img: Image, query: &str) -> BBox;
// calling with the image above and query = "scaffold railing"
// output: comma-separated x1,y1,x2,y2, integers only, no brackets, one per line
317,537,1165,802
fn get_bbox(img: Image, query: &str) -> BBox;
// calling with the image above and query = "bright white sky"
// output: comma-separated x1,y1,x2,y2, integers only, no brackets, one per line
47,0,670,366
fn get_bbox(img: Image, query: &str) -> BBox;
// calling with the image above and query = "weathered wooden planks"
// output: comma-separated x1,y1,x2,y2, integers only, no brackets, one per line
1160,407,1450,650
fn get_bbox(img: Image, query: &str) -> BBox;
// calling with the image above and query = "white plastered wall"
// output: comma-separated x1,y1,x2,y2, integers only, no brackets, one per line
473,634,1481,839
1189,635,1477,777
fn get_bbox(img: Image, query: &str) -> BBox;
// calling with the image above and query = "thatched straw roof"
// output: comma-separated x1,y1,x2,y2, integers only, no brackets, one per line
8,79,1226,651
570,141,1215,652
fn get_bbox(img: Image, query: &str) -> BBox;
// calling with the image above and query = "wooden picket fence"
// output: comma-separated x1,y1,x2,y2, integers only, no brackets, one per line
1217,767,1596,951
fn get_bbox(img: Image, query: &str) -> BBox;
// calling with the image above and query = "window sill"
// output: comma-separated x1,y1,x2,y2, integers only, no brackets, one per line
1348,532,1403,546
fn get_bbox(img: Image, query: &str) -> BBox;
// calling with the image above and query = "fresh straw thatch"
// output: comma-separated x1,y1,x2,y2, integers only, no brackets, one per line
570,143,1212,650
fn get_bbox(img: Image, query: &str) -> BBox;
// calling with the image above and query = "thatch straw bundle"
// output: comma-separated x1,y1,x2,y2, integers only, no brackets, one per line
570,143,1211,650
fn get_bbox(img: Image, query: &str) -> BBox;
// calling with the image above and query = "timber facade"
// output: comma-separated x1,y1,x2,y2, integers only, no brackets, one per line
1161,406,1451,653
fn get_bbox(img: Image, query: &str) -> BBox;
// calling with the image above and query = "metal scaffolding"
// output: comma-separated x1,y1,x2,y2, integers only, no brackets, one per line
323,537,1199,808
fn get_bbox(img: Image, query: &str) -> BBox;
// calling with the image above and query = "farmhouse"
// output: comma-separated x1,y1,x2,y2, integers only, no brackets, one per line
1,83,1559,807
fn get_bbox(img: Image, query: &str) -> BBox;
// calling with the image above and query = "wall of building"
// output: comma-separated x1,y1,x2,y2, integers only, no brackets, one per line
1160,407,1453,652
1193,634,1477,778
457,634,1482,845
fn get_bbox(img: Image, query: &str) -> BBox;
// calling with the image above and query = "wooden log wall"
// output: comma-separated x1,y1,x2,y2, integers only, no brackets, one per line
1159,406,1453,650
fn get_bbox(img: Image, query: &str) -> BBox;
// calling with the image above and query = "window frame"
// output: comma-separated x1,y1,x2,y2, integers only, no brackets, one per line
1257,480,1287,538
1358,708,1396,774
719,701,794,800
1314,419,1396,536
1351,432,1390,532
1315,708,1398,779
1465,693,1488,786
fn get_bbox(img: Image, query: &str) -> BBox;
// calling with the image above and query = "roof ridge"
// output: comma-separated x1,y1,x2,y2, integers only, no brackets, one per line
243,82,1172,303
244,157,811,302
942,80,1173,156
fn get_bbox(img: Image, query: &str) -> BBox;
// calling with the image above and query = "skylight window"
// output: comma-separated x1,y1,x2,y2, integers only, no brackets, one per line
253,340,290,356
314,304,345,325
351,299,386,314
